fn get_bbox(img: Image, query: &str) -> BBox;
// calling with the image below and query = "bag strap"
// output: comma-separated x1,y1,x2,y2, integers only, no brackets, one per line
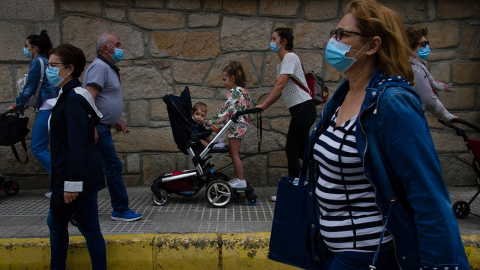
32,58,44,107
290,76,312,95
257,113,262,152
11,140,28,164
290,62,312,95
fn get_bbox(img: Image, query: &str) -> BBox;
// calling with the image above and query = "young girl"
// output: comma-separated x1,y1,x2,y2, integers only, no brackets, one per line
204,62,251,189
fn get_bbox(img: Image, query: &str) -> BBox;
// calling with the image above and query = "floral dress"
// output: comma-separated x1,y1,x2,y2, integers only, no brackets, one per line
205,86,250,139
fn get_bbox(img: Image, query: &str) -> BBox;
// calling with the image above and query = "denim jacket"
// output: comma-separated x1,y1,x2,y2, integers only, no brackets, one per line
307,69,469,269
15,55,59,115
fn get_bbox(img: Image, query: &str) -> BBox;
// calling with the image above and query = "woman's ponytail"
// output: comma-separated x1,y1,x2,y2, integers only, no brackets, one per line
26,30,53,57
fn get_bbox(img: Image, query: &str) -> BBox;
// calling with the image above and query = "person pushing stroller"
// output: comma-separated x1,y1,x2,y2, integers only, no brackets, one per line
204,62,250,189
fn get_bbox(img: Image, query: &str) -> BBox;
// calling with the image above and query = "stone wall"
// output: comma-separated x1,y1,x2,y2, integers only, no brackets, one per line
0,0,479,189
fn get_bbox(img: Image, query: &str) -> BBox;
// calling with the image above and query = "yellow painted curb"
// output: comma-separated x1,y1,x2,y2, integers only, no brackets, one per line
0,233,478,269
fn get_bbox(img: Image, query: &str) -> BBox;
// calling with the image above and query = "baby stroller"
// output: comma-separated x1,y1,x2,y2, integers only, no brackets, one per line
439,118,480,218
0,172,19,196
150,87,261,208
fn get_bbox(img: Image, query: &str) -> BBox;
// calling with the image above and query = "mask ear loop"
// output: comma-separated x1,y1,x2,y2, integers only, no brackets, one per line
351,39,373,58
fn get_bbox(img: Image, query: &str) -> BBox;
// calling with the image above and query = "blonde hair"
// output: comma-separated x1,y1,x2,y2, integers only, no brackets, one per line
222,61,247,88
346,0,414,84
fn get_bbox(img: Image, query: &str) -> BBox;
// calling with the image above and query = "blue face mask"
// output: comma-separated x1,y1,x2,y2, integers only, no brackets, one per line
417,45,430,59
46,67,68,87
109,47,124,63
269,42,282,53
23,47,32,59
325,38,369,72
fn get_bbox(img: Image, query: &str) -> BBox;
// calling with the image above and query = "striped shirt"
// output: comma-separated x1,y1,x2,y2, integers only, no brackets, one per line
313,108,392,252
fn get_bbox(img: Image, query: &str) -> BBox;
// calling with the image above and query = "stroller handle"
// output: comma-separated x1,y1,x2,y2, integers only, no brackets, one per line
438,118,480,132
231,108,262,122
0,109,14,118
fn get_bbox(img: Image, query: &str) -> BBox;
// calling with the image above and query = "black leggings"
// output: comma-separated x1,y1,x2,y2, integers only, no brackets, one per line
286,100,317,177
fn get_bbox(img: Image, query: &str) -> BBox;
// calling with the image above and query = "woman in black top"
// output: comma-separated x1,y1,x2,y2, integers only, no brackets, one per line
46,43,106,270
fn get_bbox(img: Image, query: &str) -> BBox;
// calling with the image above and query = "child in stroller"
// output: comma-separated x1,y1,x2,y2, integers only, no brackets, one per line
150,87,260,208
191,101,211,147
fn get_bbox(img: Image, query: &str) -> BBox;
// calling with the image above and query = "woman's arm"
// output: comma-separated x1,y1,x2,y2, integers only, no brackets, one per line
15,58,42,115
256,74,289,111
64,95,90,193
412,66,455,121
381,90,464,266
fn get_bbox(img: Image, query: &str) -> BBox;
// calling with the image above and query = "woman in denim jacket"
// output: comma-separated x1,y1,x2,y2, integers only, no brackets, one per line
306,0,469,269
9,30,59,197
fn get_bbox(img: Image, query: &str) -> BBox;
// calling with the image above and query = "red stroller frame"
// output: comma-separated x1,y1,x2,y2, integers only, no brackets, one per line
439,118,480,218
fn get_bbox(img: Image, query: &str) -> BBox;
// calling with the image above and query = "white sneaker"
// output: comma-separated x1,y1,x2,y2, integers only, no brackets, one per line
45,192,52,198
271,196,276,202
228,178,238,184
229,179,247,189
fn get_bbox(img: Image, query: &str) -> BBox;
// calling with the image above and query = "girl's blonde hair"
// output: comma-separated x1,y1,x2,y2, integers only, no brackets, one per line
346,0,414,84
223,61,246,88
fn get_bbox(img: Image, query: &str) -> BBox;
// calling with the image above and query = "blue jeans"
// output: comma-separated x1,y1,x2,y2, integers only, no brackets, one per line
31,110,52,174
328,244,400,270
96,125,129,213
47,193,106,270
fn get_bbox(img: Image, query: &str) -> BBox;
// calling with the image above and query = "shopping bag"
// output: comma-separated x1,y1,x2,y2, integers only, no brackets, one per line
268,176,332,269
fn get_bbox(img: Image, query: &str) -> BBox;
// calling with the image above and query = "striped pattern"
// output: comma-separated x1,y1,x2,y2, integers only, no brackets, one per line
313,108,392,252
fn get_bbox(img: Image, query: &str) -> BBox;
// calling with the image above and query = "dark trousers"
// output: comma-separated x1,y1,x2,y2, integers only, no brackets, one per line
47,193,106,270
286,100,317,177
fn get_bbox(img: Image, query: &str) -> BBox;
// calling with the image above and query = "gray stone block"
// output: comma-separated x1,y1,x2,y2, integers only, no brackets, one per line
220,16,273,52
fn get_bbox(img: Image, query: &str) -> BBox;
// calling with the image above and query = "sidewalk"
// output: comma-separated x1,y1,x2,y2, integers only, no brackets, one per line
0,186,479,269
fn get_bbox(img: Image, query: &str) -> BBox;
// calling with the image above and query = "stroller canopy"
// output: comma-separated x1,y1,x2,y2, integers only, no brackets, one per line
163,87,195,154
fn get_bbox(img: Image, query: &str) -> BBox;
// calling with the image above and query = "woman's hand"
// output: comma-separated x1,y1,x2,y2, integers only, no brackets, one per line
443,83,455,93
7,104,18,113
64,191,79,204
445,115,458,126
255,103,267,113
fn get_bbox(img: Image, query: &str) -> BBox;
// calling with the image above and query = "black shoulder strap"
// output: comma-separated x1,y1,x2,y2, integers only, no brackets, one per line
11,140,28,164
257,113,262,152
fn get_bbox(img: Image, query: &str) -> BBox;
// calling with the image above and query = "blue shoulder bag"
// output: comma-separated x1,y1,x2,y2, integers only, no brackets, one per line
268,127,332,269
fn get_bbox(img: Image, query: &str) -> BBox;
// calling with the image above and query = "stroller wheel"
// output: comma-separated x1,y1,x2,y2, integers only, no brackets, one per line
453,201,470,219
247,193,258,206
152,189,169,206
3,180,19,195
232,192,240,202
205,180,232,208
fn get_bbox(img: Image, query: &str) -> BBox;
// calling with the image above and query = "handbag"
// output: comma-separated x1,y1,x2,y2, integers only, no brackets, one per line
0,113,30,163
17,58,44,109
268,174,332,269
